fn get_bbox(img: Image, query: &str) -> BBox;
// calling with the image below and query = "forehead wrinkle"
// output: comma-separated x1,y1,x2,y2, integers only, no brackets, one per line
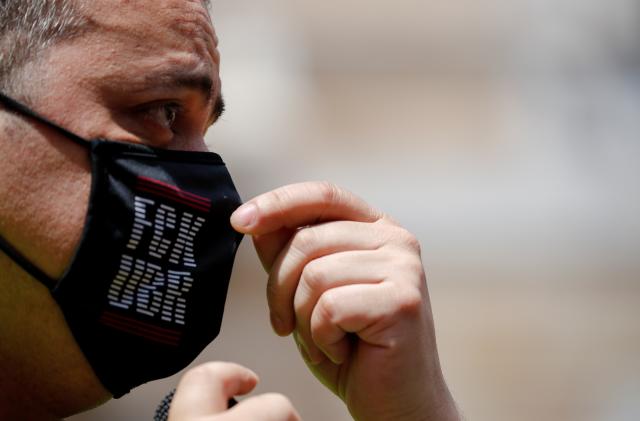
88,0,218,60
82,3,221,96
140,68,214,102
162,0,219,60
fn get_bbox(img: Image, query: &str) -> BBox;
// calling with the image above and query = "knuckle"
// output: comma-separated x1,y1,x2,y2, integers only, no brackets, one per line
386,251,426,291
396,227,422,254
300,260,326,292
317,181,341,205
395,286,424,318
372,221,399,246
265,392,292,405
183,361,223,383
262,393,296,414
317,290,339,324
380,212,401,226
268,187,293,219
403,253,426,278
291,226,318,255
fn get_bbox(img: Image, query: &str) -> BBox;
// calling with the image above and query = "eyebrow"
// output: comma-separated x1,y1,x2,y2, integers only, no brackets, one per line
140,69,225,123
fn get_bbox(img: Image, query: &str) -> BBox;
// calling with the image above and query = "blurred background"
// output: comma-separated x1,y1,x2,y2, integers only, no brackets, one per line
70,0,640,420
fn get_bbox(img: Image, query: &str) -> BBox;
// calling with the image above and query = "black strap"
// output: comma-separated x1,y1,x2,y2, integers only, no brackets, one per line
0,91,65,289
0,235,57,289
0,91,89,148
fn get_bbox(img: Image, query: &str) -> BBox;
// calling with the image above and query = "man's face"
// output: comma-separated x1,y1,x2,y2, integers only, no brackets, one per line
0,0,221,416
44,0,222,151
6,0,222,278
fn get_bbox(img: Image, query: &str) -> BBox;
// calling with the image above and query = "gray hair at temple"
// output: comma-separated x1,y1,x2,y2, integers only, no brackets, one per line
0,0,89,95
0,0,211,95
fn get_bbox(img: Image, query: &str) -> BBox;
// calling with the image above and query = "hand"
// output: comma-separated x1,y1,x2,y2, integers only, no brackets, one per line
231,182,460,421
169,362,301,421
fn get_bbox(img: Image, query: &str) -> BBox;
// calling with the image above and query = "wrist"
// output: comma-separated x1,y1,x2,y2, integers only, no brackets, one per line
397,377,461,421
421,377,461,421
406,393,461,421
353,378,461,421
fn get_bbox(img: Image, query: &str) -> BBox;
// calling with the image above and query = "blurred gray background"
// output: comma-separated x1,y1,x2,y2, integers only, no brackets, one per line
70,0,640,420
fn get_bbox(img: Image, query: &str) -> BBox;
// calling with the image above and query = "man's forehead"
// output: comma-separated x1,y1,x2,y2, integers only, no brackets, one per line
89,0,211,13
86,0,218,46
61,0,223,125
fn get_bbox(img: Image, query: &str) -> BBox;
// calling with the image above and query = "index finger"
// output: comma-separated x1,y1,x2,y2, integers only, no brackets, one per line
169,362,258,420
230,182,383,235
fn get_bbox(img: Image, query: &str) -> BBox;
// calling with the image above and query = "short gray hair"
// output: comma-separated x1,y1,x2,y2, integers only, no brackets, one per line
1,0,213,96
0,0,91,95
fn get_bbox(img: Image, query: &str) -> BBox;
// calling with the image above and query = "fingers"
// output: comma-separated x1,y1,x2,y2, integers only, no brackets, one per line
264,216,424,367
272,218,424,364
226,181,441,421
267,221,387,335
252,227,296,272
309,283,423,364
224,394,301,421
169,362,301,421
291,250,390,363
230,181,427,390
230,182,383,236
169,362,258,420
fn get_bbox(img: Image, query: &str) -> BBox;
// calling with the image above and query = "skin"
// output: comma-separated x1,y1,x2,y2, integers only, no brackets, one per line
169,362,300,421
228,184,460,421
0,1,460,420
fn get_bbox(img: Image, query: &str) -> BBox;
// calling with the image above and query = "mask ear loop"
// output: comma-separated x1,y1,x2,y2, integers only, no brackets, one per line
0,92,90,148
0,236,57,289
0,91,82,289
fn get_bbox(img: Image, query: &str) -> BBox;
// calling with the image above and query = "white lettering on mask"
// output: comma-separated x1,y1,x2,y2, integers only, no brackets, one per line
107,196,205,325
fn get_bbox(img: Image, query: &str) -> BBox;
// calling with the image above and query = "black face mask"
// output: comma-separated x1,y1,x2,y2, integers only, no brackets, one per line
0,92,243,398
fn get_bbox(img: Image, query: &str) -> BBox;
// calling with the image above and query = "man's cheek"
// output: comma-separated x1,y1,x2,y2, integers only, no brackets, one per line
10,146,92,279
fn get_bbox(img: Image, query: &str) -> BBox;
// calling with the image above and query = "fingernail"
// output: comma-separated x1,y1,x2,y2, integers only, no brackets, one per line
231,203,257,229
270,312,286,336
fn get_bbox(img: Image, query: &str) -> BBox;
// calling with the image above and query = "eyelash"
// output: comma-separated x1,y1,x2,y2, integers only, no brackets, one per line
144,102,182,131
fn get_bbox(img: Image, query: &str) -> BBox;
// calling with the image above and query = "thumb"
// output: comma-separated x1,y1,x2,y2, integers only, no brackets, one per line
169,362,258,420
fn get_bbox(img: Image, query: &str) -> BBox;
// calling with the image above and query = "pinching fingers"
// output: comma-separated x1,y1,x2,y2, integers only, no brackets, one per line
267,221,386,336
169,362,258,419
230,182,382,236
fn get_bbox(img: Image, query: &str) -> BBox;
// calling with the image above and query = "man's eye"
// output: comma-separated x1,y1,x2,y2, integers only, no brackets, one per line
144,102,181,130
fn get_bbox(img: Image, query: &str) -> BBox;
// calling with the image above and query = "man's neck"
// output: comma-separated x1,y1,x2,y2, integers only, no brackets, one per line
0,255,112,419
0,257,53,419
0,361,59,421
